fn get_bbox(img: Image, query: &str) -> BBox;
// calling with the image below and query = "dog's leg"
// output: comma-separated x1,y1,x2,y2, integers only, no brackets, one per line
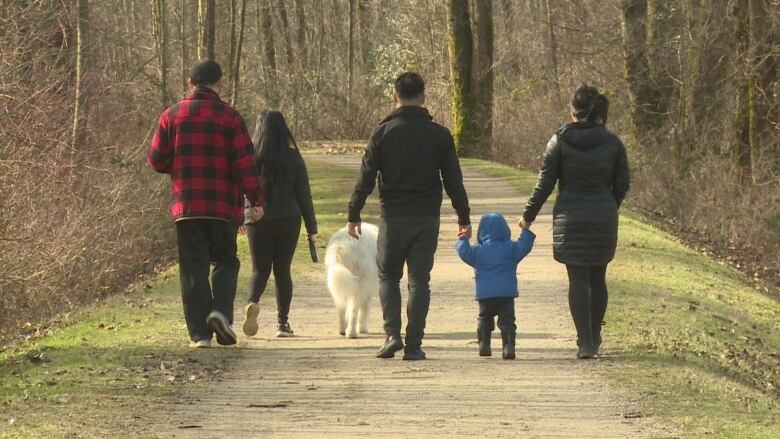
358,297,371,334
346,297,359,339
336,302,347,336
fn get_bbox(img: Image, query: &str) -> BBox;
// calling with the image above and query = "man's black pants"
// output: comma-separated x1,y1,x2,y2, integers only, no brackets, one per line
376,216,440,350
176,219,239,342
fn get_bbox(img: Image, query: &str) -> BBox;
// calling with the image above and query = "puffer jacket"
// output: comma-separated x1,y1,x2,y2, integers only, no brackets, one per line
522,121,630,266
455,213,535,300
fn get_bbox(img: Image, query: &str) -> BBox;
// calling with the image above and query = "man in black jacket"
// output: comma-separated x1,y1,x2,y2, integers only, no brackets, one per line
347,72,471,360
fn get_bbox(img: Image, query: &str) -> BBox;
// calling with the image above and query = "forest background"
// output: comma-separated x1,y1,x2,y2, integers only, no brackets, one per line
0,0,777,339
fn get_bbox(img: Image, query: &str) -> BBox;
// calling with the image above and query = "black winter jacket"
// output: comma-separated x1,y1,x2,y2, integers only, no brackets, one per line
523,122,630,266
348,106,471,225
246,149,317,235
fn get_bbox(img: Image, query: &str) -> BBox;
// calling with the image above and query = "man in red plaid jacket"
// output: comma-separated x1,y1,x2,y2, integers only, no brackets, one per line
148,59,264,348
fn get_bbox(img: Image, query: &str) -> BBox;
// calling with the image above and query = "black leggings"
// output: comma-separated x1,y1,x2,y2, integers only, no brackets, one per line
565,264,608,348
246,217,301,323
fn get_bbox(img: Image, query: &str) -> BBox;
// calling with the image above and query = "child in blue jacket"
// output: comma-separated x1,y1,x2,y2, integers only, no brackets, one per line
456,213,535,359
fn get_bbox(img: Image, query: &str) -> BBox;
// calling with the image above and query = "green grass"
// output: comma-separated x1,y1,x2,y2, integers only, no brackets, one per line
2,156,777,438
459,158,780,438
0,158,374,438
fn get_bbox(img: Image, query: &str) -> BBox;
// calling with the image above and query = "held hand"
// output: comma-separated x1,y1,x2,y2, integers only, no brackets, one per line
238,225,247,235
347,222,362,239
249,206,264,222
457,224,472,240
308,233,319,243
518,218,531,230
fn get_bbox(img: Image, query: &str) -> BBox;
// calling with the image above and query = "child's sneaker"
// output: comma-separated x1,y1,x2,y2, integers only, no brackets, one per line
276,322,294,337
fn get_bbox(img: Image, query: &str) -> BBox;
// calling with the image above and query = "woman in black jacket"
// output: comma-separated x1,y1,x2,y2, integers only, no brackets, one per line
521,84,630,359
242,110,318,338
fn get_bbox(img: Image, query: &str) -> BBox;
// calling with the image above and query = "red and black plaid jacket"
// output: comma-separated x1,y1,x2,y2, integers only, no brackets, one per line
148,87,264,224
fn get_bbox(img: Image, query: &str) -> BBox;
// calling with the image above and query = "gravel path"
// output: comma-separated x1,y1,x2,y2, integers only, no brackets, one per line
162,154,663,438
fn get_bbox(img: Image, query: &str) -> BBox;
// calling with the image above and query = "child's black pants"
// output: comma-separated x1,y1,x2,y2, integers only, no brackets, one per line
478,297,516,331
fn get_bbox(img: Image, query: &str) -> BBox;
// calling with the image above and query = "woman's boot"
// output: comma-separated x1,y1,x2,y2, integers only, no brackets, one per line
477,322,492,356
501,329,516,360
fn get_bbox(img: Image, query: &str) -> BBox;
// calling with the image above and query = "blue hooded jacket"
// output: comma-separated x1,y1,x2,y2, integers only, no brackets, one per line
455,213,535,300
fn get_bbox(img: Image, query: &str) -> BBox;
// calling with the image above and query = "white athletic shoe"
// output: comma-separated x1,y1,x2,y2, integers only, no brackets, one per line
189,339,211,349
243,302,260,337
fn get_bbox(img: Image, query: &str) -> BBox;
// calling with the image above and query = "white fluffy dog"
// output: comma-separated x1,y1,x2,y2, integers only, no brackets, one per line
324,223,379,338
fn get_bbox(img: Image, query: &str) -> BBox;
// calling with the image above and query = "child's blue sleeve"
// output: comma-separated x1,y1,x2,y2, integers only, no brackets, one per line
455,238,477,267
512,229,536,262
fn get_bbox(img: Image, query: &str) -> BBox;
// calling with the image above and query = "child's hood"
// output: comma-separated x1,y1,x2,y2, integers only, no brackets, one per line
477,213,511,244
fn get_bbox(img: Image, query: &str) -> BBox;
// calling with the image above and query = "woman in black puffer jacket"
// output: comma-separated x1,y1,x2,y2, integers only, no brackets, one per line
521,84,630,359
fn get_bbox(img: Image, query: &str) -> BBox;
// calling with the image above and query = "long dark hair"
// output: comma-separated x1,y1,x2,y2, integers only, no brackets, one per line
570,83,609,125
252,110,298,198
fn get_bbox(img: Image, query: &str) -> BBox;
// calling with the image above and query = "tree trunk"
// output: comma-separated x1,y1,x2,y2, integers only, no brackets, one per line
293,0,307,65
179,0,189,94
544,0,561,109
260,0,279,107
348,0,356,104
276,0,294,65
231,0,247,106
198,0,215,59
733,0,752,181
619,0,663,145
151,0,170,108
448,0,478,156
474,0,494,157
227,0,237,98
70,0,89,153
646,0,675,118
747,0,776,184
357,0,370,69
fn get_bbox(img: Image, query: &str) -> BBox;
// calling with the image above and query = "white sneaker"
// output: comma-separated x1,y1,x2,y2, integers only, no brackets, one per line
189,339,211,349
243,302,260,337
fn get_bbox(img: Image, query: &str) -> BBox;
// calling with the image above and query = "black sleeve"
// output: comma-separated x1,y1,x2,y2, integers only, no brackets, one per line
612,139,630,208
522,135,562,223
294,154,318,234
347,131,380,223
440,132,471,225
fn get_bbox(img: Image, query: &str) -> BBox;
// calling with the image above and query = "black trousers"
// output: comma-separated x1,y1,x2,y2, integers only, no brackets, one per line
478,297,516,332
175,219,239,342
565,264,608,348
376,216,440,349
246,217,301,324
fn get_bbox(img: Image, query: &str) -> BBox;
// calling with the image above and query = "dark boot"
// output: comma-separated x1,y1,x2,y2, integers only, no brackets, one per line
501,330,516,360
402,347,426,361
593,320,604,352
376,334,404,359
576,334,597,359
477,324,492,357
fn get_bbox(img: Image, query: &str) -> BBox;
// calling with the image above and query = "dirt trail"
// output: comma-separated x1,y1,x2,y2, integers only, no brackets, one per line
162,154,663,438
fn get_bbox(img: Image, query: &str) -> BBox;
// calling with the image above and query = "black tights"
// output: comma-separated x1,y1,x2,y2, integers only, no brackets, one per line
565,264,608,349
246,217,301,324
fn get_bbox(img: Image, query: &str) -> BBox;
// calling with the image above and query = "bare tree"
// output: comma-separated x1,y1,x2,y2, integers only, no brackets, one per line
448,0,478,156
260,0,279,107
230,0,247,106
151,0,171,108
70,0,89,153
474,0,494,156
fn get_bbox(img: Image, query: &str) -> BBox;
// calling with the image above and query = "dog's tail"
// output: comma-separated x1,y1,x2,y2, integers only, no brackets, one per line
327,263,360,303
